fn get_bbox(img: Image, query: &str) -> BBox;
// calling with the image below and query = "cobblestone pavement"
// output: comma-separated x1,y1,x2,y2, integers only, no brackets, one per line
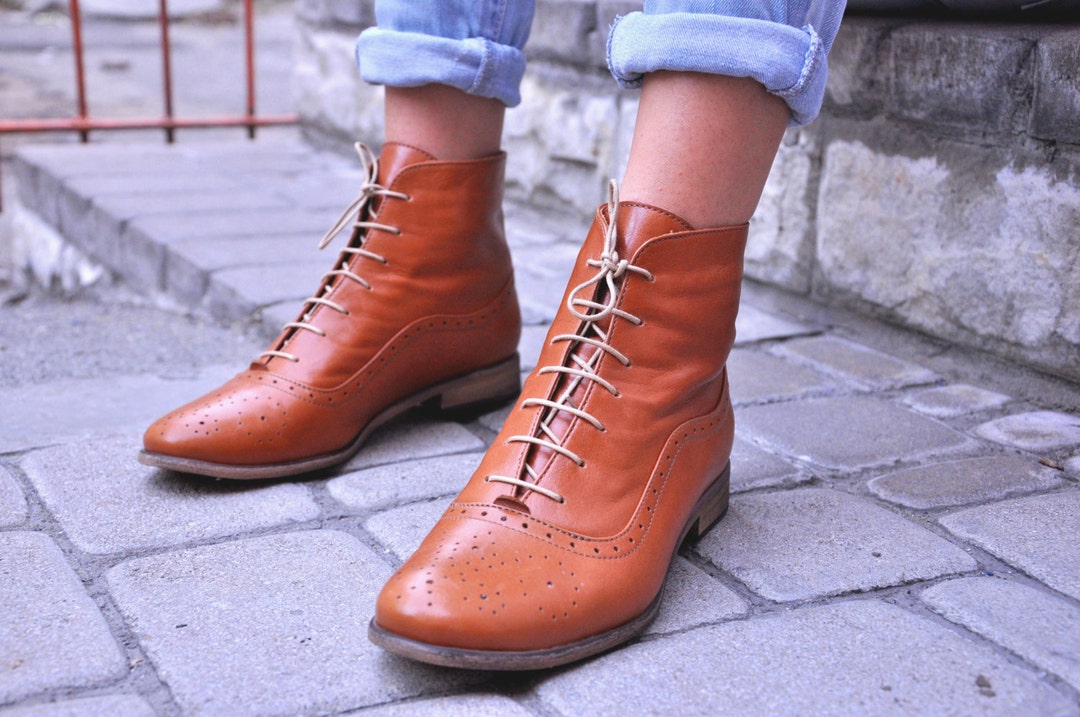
1,138,1080,716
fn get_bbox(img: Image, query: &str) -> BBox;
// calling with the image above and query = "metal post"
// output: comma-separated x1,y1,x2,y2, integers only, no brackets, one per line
158,0,176,143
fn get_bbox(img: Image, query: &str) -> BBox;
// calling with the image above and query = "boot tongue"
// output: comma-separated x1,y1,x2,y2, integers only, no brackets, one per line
514,201,693,503
612,201,693,258
376,143,438,186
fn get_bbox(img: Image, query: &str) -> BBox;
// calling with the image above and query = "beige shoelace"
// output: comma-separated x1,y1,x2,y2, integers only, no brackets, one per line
486,181,654,504
261,142,410,363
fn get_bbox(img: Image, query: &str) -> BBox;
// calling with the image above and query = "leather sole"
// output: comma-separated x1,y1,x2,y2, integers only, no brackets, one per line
137,353,521,480
367,462,731,670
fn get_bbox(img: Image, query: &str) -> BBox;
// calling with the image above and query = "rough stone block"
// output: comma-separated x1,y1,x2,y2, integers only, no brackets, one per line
0,695,155,717
823,18,891,116
0,365,238,454
529,0,596,66
478,404,513,434
729,436,805,493
727,348,838,406
772,335,939,390
737,395,972,470
534,600,1075,716
940,491,1080,601
328,452,482,513
107,530,481,716
733,304,816,345
295,28,386,146
902,383,1011,418
697,488,976,602
867,455,1063,510
817,138,1080,382
889,27,1032,132
0,532,126,703
975,411,1080,453
923,577,1080,691
0,467,28,528
1030,32,1080,144
340,418,486,473
1068,454,1080,478
746,128,818,293
20,436,320,555
504,68,618,220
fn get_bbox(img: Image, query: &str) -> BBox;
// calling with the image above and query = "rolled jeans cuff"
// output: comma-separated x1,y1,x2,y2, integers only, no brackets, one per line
608,12,832,127
357,28,528,107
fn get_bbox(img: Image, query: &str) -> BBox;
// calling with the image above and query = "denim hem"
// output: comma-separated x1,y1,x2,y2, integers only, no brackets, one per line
356,27,527,107
607,12,833,126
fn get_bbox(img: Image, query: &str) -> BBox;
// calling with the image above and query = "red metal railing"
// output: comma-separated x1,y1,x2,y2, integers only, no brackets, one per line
0,0,298,209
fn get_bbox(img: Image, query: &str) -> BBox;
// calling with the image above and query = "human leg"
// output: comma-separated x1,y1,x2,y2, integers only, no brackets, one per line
370,0,845,669
140,0,535,478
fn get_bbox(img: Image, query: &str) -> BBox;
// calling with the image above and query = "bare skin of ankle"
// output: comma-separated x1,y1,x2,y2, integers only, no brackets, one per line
385,84,505,161
620,71,789,233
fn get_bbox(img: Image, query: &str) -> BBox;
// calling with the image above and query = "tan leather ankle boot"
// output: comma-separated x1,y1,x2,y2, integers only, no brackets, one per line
369,184,747,669
140,143,522,479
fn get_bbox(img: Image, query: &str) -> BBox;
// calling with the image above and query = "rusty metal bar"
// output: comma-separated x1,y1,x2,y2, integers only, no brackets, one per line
69,0,90,142
157,0,176,143
243,0,257,139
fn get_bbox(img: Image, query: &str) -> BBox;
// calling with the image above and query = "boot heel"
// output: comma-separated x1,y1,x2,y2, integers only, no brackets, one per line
684,462,731,545
437,354,521,412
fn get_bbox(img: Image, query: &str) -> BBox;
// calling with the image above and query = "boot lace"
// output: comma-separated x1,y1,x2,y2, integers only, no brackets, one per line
261,142,410,363
485,181,653,504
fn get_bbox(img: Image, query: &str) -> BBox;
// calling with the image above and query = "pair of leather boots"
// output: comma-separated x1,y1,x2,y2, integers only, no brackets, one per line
141,143,748,670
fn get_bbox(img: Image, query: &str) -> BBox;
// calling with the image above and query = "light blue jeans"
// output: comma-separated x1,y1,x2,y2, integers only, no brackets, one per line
357,0,845,126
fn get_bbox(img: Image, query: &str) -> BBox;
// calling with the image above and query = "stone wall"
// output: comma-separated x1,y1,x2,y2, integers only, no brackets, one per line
294,3,1080,382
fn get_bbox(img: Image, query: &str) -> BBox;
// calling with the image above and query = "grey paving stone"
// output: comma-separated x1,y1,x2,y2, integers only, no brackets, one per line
21,436,320,555
65,170,245,198
340,419,486,473
733,304,816,345
867,456,1064,510
356,694,534,717
534,600,1076,716
328,452,482,513
728,348,839,405
0,695,155,717
976,411,1080,453
130,208,330,245
697,488,976,602
902,383,1012,418
0,532,127,703
107,530,480,717
941,491,1080,601
518,323,550,371
923,577,1080,691
0,364,238,454
365,497,453,562
207,260,327,313
647,557,749,636
0,467,28,528
737,395,972,470
772,335,940,390
1067,454,1080,478
729,436,804,493
478,404,513,433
